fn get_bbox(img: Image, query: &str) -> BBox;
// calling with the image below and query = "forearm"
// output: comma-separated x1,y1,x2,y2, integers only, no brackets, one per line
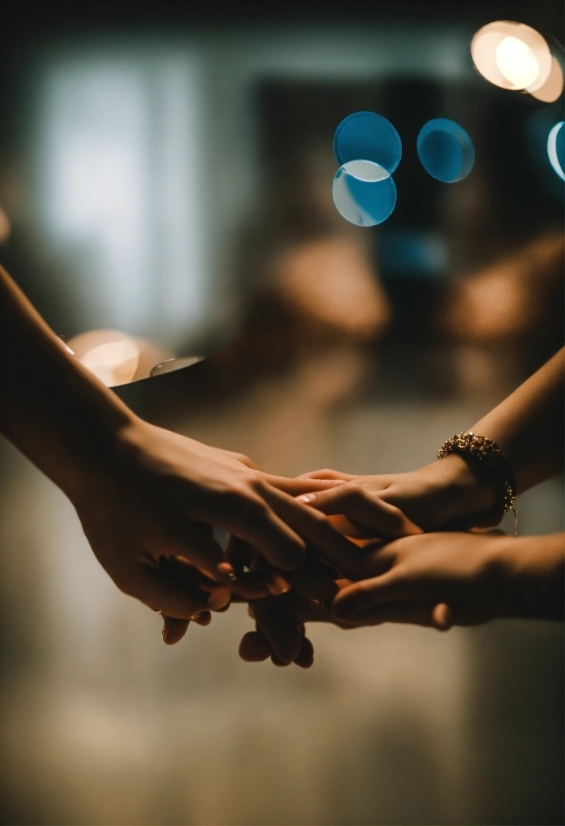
0,265,136,498
471,348,564,493
416,348,565,527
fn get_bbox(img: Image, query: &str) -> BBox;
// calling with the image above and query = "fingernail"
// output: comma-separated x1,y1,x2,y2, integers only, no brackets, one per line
297,493,317,504
207,587,232,611
217,561,237,581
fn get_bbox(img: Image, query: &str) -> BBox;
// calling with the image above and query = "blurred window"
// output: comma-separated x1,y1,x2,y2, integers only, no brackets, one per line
37,52,207,345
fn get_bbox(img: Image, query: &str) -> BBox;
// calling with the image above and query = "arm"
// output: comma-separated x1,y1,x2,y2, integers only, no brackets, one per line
0,265,354,635
332,531,565,628
295,348,564,543
240,531,564,665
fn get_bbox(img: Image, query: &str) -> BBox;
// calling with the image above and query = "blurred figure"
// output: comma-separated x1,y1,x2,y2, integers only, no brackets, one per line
439,229,564,397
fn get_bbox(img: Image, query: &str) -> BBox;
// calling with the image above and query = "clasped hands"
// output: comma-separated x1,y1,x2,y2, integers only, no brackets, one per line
72,415,511,669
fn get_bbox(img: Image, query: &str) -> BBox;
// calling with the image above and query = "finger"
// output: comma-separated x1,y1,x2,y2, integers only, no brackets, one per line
162,615,190,644
225,540,287,598
201,493,309,571
123,564,211,619
159,556,232,614
271,653,291,667
297,486,422,541
297,469,356,481
206,588,232,611
254,610,302,664
263,475,347,495
167,520,238,584
239,630,271,661
431,602,454,631
193,610,213,625
294,635,315,668
259,486,364,578
332,572,405,621
340,600,447,628
225,535,256,572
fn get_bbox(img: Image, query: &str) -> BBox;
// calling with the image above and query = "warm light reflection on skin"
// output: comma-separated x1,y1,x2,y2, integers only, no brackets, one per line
66,330,139,387
471,21,552,94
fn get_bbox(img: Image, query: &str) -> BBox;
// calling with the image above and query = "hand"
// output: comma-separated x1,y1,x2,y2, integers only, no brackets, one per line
229,535,342,667
296,453,499,545
331,531,518,629
239,587,356,668
71,417,356,631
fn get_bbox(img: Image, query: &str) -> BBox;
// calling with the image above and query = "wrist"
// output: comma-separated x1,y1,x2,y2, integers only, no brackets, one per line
26,381,140,504
408,454,498,530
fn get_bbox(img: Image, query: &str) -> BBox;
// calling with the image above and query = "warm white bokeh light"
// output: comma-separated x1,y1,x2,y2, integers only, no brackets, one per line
67,329,139,386
471,21,552,94
531,56,564,103
496,36,539,89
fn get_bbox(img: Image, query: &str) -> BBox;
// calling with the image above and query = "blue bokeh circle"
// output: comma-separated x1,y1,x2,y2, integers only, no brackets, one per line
332,159,397,227
417,118,475,183
333,111,402,174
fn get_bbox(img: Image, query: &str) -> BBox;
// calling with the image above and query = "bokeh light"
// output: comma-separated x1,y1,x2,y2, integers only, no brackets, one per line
333,111,402,173
496,36,539,89
417,119,475,183
471,21,552,93
67,330,140,387
531,56,564,103
332,159,397,226
547,121,565,181
150,355,204,377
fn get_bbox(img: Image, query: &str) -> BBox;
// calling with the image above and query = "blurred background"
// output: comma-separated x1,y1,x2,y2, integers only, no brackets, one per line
0,1,563,824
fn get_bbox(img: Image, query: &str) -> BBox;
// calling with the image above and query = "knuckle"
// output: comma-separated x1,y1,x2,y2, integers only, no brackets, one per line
344,483,368,503
220,483,255,509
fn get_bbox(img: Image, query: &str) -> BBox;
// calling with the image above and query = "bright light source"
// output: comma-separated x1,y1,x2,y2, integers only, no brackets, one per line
496,36,539,89
67,330,139,387
471,21,552,93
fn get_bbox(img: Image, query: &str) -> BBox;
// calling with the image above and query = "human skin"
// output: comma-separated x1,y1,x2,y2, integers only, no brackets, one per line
241,349,564,664
239,530,564,667
0,264,355,638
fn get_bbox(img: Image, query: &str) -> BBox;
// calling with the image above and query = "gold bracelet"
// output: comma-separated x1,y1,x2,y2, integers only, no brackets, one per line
437,431,519,535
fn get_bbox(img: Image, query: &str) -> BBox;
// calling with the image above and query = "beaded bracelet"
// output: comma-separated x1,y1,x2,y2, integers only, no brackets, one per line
437,431,519,535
